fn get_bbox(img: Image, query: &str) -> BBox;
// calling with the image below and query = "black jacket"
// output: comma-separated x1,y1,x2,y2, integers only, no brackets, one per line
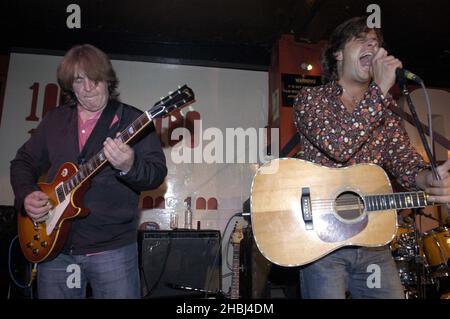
10,100,167,255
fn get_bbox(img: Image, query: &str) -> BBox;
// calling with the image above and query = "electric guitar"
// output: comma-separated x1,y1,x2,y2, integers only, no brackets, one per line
250,158,429,267
18,85,195,263
229,220,244,299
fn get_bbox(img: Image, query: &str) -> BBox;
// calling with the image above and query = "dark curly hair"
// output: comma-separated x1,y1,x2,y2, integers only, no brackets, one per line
322,16,384,83
57,44,119,104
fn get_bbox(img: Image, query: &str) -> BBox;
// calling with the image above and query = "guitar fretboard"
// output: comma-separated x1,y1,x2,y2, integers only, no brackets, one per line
364,192,427,211
52,84,194,204
230,244,240,299
59,113,151,200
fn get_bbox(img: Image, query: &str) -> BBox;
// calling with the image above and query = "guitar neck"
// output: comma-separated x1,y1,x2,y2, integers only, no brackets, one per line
230,243,240,299
364,191,428,211
62,112,152,195
56,84,194,201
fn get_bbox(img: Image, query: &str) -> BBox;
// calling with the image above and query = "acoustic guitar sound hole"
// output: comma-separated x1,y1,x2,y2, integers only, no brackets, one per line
334,191,365,223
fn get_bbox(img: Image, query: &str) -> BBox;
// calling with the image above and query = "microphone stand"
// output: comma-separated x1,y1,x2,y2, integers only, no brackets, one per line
397,75,449,219
411,208,428,299
397,77,440,181
397,77,442,299
415,209,440,222
166,283,227,299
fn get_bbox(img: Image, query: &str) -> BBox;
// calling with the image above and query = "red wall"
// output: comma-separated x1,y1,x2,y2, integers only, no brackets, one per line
268,35,325,157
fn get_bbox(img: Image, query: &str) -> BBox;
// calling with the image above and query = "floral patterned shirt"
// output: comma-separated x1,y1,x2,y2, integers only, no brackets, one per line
293,80,429,190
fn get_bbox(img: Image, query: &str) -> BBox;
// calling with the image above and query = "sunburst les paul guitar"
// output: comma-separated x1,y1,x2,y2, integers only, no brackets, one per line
18,85,195,263
250,158,429,267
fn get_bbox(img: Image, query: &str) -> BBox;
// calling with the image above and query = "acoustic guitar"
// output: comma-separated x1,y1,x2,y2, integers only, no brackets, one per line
250,158,428,267
18,85,195,263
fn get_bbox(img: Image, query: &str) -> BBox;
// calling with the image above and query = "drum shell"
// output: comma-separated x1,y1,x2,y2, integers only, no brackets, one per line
422,227,450,268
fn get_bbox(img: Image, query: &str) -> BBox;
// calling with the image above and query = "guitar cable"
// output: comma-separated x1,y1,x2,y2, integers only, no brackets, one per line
8,235,37,289
223,213,244,272
204,211,244,299
418,80,450,212
140,232,173,298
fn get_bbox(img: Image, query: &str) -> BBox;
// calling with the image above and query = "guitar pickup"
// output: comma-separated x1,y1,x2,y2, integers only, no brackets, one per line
301,187,313,230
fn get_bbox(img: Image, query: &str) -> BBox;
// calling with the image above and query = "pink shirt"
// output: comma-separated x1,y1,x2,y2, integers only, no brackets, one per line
77,105,119,257
77,106,119,151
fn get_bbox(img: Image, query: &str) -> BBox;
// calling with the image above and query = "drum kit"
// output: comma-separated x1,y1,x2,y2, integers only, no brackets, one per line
391,210,450,299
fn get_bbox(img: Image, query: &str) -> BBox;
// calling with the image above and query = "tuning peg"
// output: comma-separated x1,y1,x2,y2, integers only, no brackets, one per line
160,97,164,100
168,91,173,95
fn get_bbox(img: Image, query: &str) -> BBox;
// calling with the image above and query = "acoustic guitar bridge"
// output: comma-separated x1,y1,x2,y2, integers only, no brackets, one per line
301,187,313,230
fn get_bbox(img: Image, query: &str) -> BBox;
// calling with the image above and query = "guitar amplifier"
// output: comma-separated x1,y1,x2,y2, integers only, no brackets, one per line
138,230,221,298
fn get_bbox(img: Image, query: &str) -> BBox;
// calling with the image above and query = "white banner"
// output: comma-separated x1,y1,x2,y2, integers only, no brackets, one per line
0,52,274,241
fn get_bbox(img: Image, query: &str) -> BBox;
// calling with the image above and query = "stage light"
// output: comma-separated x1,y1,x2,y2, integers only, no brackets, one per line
301,63,313,71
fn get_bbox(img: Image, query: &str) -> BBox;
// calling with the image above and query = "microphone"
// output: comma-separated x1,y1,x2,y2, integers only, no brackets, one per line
396,68,423,84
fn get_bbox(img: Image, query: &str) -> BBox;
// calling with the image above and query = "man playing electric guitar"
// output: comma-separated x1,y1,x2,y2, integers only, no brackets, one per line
10,44,168,298
293,17,450,299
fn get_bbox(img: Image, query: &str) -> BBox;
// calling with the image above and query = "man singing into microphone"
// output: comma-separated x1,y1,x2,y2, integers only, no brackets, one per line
294,16,450,299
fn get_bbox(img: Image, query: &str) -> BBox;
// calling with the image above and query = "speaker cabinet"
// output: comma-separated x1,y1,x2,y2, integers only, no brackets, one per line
139,230,221,298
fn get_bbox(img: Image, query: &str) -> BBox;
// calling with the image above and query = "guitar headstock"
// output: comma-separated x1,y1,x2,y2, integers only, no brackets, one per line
148,85,195,119
231,220,245,244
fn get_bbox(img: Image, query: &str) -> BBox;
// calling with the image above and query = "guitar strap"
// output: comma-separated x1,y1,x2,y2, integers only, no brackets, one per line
77,99,119,165
62,100,119,255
